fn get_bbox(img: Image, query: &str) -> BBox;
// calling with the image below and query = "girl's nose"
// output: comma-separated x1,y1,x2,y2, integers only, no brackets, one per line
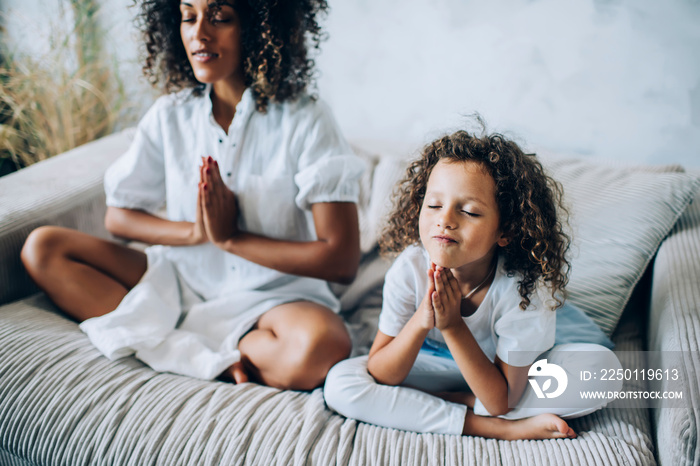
437,209,457,229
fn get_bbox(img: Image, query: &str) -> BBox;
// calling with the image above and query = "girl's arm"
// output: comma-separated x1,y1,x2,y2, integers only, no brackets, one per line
367,269,436,385
200,158,360,284
433,267,527,416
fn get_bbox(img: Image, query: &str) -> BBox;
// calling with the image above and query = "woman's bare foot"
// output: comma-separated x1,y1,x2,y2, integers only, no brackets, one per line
463,411,577,440
219,361,250,384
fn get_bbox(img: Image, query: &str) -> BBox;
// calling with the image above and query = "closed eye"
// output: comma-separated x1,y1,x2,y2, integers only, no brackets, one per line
427,205,441,209
462,210,480,217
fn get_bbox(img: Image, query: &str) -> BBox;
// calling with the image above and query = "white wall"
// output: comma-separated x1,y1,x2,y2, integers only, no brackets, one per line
316,0,700,167
4,0,700,167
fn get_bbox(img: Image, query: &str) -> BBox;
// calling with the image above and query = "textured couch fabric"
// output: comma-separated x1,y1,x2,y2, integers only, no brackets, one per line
649,192,700,466
1,130,698,465
0,294,656,465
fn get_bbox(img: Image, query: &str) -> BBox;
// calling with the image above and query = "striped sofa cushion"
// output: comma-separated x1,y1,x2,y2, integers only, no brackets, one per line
542,157,700,335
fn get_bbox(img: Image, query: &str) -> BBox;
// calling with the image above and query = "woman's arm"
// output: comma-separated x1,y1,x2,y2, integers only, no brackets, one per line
200,158,361,284
105,188,207,246
433,267,524,416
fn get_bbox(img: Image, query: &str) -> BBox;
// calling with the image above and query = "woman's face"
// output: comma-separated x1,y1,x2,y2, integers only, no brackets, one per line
180,0,244,88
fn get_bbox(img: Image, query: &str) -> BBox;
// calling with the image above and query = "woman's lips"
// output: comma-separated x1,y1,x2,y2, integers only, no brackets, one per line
192,50,218,63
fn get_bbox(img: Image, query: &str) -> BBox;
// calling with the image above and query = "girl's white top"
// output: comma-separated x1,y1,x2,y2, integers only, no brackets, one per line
378,245,556,367
79,86,365,380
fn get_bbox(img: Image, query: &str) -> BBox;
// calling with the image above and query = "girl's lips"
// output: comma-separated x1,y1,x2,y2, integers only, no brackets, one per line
433,235,457,244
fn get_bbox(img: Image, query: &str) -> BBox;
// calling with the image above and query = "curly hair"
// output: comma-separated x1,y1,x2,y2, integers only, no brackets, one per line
136,0,328,112
380,130,571,310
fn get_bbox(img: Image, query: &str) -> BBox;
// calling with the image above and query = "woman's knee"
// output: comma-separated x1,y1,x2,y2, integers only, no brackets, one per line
21,226,71,279
286,321,351,390
249,302,352,390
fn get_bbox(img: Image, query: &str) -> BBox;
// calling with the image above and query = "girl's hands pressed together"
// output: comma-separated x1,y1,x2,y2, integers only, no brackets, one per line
432,266,464,331
417,265,437,330
200,156,239,246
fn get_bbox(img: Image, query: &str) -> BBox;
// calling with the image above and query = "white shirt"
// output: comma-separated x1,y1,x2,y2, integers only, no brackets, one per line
80,87,365,379
104,86,364,299
378,245,556,367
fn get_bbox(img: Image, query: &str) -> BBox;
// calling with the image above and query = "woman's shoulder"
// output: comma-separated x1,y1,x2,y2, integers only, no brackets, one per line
267,93,334,125
147,87,205,115
135,88,207,134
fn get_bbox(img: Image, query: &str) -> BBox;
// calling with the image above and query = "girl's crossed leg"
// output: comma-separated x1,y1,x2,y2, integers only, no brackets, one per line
324,352,578,440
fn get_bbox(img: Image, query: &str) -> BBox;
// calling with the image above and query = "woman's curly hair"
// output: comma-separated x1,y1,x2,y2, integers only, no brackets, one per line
136,0,328,112
380,130,571,310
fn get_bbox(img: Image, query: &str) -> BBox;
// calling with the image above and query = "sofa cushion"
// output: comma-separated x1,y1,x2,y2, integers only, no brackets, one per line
541,156,700,335
0,294,656,465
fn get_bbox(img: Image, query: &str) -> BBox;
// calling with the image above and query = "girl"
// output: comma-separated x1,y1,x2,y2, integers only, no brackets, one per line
324,130,621,439
20,0,364,391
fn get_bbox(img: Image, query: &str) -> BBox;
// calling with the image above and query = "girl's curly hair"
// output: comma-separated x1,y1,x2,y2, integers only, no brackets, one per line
136,0,328,112
380,130,571,310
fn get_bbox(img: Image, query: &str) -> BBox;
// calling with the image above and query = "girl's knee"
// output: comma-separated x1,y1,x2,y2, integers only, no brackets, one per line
324,356,370,417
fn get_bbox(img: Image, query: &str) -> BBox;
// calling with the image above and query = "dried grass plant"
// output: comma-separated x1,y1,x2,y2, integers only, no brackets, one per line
0,0,135,174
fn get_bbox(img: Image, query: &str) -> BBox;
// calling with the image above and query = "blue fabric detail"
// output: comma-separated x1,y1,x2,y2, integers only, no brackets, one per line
419,301,613,361
555,302,614,349
420,339,454,360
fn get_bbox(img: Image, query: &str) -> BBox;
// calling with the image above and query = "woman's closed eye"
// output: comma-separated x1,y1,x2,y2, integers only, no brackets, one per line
209,13,232,23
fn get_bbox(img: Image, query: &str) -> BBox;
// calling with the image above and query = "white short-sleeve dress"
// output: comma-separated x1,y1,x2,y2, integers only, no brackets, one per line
79,86,365,380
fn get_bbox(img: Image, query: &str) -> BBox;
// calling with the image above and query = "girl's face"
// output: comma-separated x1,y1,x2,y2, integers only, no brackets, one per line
180,0,244,88
418,159,510,271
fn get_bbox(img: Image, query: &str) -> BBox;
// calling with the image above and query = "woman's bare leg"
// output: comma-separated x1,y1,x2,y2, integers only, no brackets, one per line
224,301,351,391
21,226,147,321
463,410,577,440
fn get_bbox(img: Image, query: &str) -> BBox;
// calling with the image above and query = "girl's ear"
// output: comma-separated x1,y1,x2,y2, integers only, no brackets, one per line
497,232,511,247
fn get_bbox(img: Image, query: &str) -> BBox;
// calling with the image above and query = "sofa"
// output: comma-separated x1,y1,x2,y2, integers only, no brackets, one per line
1,128,699,466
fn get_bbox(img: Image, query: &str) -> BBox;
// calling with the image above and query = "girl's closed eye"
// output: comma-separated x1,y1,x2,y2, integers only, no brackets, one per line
461,209,480,217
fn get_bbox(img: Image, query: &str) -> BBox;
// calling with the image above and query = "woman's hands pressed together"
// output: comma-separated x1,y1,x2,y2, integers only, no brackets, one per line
199,156,239,247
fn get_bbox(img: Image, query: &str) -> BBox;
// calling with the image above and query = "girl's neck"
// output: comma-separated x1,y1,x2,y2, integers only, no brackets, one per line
452,252,498,297
211,77,247,134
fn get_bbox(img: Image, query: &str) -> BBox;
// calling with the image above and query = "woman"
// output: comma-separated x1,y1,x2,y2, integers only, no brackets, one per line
21,0,363,391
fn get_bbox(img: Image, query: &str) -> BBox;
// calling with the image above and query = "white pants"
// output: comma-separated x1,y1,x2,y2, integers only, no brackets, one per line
324,343,622,435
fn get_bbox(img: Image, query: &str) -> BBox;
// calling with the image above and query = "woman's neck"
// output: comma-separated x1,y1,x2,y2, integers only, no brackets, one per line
211,77,247,134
